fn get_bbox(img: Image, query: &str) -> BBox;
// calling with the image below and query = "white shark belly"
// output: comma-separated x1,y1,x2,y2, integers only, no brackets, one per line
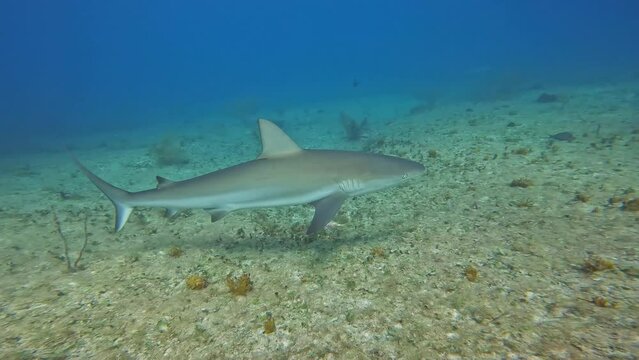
134,184,339,211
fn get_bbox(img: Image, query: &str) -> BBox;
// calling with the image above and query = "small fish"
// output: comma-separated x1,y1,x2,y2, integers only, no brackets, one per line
59,191,84,200
549,132,575,142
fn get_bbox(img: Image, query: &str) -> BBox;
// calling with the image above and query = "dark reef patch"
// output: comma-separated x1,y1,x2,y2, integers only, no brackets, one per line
549,132,575,142
536,93,559,103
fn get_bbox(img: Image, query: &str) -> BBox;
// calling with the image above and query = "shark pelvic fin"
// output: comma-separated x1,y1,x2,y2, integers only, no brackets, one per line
206,208,229,222
257,119,302,159
165,208,179,217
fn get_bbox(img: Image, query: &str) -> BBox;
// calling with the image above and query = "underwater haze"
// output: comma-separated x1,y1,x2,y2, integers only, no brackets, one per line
1,1,639,359
1,0,639,152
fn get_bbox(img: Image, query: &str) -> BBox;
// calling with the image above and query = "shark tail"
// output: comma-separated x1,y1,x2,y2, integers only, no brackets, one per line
72,157,133,232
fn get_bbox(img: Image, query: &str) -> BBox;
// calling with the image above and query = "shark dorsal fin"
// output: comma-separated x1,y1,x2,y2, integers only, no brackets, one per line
156,176,175,189
257,119,302,159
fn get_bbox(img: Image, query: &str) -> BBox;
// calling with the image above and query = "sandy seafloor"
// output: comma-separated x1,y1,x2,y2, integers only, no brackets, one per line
0,82,638,359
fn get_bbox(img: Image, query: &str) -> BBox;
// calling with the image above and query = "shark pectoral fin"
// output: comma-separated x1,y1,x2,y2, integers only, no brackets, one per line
206,209,229,222
307,193,348,235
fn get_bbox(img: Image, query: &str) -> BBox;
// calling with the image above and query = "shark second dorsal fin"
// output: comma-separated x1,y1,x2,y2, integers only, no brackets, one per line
156,176,175,189
257,119,302,159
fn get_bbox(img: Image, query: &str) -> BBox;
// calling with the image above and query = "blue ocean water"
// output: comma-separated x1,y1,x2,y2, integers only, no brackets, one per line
2,1,639,358
1,0,638,153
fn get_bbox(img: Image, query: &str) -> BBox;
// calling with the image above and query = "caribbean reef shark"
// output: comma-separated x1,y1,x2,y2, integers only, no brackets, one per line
75,119,424,234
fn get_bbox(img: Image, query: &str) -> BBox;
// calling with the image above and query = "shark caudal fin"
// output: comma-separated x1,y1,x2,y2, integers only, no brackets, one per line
72,157,133,232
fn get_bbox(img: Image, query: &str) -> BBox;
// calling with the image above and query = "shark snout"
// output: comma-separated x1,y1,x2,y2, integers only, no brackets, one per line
397,158,425,177
408,161,425,174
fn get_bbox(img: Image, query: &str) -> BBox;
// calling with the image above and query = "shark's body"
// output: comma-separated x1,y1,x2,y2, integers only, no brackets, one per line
75,119,424,234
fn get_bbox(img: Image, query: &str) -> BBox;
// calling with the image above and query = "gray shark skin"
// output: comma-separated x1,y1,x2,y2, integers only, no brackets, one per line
74,119,424,234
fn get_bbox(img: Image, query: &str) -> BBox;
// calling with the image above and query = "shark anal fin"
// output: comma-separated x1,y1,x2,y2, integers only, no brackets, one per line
206,209,229,223
307,193,348,235
156,176,176,189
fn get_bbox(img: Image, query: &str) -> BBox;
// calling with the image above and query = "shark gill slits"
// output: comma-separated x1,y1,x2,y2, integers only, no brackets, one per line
338,179,362,194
